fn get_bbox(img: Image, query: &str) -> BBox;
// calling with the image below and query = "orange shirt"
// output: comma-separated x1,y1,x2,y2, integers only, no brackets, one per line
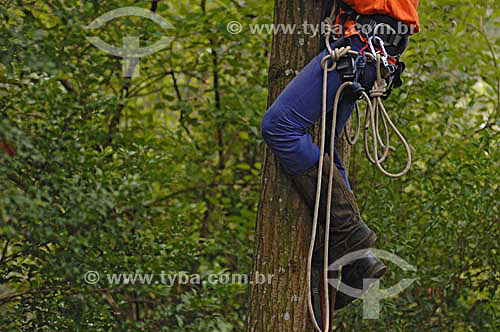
335,1,420,62
342,0,420,32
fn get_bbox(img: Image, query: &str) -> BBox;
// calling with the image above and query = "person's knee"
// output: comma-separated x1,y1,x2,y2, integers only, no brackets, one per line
261,106,307,149
260,109,277,146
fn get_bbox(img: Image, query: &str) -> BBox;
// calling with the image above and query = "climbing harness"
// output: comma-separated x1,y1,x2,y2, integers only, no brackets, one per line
306,4,412,331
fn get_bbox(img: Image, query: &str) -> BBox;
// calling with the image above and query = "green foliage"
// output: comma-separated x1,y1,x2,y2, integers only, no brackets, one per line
1,0,270,330
338,0,500,330
0,0,498,331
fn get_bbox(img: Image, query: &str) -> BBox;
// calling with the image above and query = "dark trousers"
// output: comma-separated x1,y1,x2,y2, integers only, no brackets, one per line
261,35,377,189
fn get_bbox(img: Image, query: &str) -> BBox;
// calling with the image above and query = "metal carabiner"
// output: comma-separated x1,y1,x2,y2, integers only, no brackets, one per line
368,36,396,74
368,36,390,67
367,36,382,57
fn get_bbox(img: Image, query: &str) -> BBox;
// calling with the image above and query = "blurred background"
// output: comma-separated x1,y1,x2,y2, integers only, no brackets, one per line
0,0,498,331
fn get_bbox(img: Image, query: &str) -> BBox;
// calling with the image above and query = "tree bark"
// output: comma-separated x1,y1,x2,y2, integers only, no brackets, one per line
246,0,352,331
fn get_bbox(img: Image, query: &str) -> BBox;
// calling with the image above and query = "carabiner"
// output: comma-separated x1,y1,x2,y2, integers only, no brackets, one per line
368,36,390,69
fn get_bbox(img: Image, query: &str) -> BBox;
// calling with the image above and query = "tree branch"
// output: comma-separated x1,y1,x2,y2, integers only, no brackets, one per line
201,1,225,169
6,172,27,191
151,0,158,12
59,79,75,93
0,240,9,264
104,81,130,147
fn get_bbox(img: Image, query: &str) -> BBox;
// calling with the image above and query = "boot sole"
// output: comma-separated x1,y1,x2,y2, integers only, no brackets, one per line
368,261,387,279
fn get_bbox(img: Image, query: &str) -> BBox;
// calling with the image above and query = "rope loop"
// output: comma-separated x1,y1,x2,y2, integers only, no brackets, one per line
369,80,387,98
320,46,352,72
331,46,350,62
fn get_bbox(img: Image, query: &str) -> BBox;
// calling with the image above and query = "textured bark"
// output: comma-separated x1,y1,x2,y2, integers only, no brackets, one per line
246,0,352,331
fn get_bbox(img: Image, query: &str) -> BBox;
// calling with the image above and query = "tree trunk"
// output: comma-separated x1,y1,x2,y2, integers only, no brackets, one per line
246,0,352,331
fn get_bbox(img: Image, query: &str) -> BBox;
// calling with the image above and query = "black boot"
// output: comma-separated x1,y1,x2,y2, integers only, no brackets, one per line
311,247,386,312
334,252,387,310
292,154,376,261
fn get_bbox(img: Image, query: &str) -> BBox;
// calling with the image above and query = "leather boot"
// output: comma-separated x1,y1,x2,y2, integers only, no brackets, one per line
292,154,376,261
311,247,386,311
334,253,386,310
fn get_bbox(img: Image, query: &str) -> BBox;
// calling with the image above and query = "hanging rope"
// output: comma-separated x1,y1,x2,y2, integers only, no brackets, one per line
306,10,412,331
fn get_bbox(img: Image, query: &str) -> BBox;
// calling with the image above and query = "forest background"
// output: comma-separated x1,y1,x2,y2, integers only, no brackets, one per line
0,0,498,331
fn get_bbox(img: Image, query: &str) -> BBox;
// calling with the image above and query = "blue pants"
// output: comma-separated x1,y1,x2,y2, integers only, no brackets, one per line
261,36,377,189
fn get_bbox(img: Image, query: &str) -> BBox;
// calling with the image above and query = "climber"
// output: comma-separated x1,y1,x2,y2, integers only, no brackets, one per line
260,0,420,313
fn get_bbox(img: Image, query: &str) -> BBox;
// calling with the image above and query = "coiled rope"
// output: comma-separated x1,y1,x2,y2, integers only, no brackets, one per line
306,18,412,332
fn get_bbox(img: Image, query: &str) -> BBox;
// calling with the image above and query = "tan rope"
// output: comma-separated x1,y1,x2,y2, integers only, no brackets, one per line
308,44,349,332
350,54,412,177
306,23,412,332
345,102,361,145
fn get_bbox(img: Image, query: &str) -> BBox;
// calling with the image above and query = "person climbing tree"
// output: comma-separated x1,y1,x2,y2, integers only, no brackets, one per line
260,0,420,330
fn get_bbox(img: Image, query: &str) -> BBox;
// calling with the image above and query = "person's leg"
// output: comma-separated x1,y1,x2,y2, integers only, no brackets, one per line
261,36,375,184
261,39,344,175
262,36,378,260
261,35,386,312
